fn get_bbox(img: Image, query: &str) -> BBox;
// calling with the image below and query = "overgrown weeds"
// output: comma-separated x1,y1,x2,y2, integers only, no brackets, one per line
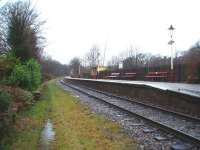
0,83,51,149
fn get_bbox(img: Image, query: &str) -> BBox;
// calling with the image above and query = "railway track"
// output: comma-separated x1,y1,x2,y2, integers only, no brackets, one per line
60,80,200,149
76,83,200,122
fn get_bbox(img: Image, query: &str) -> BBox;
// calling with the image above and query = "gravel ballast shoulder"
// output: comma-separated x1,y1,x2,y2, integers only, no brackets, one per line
58,82,199,150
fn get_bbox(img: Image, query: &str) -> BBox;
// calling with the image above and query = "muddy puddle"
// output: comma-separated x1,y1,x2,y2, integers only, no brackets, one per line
39,119,55,150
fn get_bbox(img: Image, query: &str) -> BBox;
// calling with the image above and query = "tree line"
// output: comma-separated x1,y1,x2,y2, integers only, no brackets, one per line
69,43,200,82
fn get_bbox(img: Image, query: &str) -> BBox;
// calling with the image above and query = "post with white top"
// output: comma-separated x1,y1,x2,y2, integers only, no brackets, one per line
168,25,175,70
168,25,175,81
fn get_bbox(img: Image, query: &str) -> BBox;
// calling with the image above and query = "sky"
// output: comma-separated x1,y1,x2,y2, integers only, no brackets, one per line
1,0,200,64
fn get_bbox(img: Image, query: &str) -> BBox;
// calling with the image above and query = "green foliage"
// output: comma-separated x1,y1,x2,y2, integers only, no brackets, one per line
0,85,33,106
0,87,34,147
26,59,41,89
0,54,19,81
17,88,33,105
9,63,31,89
0,91,12,113
8,59,41,91
0,91,13,143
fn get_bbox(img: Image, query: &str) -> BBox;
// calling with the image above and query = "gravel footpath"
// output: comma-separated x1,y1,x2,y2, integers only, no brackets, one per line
58,81,199,150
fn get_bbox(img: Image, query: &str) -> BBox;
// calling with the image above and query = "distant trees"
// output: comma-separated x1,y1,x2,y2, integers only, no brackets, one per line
67,45,102,77
67,40,200,82
184,43,200,82
105,42,200,82
0,1,45,61
122,47,147,69
69,57,81,75
107,56,120,70
107,47,148,70
40,56,69,79
86,45,100,68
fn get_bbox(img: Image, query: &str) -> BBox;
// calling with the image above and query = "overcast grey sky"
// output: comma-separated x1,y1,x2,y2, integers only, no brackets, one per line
2,0,200,64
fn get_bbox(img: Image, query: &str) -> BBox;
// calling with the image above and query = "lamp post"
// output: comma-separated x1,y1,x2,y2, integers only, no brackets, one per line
168,25,175,70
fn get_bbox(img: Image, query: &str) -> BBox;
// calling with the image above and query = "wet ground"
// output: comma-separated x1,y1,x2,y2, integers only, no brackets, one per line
39,119,55,150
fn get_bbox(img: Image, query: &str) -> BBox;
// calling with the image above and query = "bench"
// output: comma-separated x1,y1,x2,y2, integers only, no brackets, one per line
121,72,137,80
145,71,168,81
106,73,120,79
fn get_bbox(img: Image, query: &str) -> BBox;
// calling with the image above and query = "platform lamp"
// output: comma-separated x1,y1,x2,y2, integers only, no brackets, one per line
168,25,175,71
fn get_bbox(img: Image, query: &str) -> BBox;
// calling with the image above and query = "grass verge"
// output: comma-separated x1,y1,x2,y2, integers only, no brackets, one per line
1,81,138,150
50,82,138,150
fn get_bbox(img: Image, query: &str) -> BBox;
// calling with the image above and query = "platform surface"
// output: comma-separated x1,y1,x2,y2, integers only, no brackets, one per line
65,77,200,98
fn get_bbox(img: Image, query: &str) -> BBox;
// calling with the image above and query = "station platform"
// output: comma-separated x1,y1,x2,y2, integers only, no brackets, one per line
65,77,200,98
64,77,200,117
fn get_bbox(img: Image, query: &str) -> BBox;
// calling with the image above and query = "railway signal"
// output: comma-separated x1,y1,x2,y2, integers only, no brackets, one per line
168,25,175,71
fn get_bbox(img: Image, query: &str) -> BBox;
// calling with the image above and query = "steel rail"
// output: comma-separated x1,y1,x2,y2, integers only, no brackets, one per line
60,80,200,147
78,84,200,122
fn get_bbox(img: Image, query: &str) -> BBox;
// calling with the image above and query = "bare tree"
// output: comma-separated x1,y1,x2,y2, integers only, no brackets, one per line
86,45,100,68
0,12,9,54
122,46,147,69
107,56,120,69
0,0,45,61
